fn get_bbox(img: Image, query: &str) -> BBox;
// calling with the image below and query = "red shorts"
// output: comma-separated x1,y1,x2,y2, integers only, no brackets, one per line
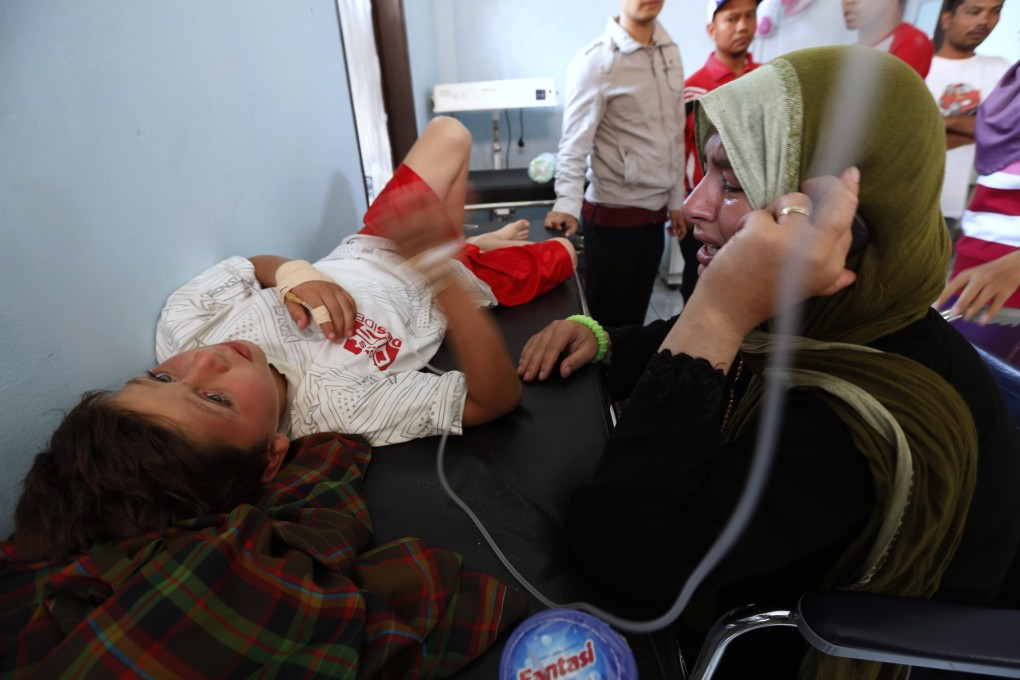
361,164,574,307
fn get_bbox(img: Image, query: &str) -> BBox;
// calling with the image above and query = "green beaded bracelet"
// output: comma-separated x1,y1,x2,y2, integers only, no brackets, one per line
566,314,609,364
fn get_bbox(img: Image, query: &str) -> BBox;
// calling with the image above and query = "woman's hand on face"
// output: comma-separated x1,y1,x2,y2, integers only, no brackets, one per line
692,167,860,338
286,280,358,342
518,319,600,382
936,250,1020,325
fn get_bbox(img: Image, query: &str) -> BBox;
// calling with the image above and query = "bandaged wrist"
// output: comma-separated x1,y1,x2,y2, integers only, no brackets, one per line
275,260,336,305
566,314,609,363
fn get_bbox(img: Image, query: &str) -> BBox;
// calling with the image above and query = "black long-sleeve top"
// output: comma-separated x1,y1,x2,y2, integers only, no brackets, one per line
566,309,1020,623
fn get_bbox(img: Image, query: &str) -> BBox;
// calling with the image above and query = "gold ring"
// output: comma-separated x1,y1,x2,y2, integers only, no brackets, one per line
778,205,811,218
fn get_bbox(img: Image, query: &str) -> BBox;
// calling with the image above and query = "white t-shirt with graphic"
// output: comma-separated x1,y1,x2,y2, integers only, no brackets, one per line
926,54,1010,219
155,234,497,446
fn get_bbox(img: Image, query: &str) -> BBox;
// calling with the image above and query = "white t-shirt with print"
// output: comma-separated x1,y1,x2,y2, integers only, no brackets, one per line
155,234,497,446
926,54,1010,219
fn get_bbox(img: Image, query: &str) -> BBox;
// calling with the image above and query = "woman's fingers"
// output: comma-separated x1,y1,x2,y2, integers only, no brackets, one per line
518,320,596,382
799,169,860,248
786,170,861,287
942,254,1020,325
936,273,968,310
518,326,564,382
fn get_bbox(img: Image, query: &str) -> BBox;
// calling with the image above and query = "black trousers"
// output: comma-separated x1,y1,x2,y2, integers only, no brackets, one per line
582,219,665,327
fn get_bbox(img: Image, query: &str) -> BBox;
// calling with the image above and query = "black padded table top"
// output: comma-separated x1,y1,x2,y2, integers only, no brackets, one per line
466,168,556,206
362,267,683,678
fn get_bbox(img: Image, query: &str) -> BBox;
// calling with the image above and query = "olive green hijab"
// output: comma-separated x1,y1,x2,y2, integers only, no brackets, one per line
694,46,978,680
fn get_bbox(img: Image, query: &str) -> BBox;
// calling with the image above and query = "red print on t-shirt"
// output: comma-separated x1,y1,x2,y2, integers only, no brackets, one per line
343,313,403,370
938,83,981,117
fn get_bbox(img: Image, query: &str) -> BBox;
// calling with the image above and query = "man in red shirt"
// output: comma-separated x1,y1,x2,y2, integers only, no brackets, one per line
677,0,761,301
842,0,934,77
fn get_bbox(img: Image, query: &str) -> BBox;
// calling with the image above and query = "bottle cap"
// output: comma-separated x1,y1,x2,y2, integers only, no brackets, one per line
499,608,637,679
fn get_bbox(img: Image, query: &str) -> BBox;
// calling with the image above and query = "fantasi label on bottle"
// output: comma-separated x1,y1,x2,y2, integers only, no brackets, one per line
500,609,637,680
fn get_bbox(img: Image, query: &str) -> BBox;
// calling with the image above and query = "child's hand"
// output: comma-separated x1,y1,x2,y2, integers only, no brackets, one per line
286,280,357,342
374,183,461,260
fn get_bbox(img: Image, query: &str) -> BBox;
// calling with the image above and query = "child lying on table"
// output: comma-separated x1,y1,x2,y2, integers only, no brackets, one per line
12,115,576,563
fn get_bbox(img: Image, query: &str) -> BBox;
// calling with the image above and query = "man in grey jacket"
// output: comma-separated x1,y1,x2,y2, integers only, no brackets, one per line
545,0,685,327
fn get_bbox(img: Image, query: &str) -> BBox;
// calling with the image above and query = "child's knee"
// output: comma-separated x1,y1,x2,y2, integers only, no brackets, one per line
552,237,578,268
426,116,472,150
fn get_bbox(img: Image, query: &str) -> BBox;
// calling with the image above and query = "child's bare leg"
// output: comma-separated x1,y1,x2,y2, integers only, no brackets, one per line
467,219,532,251
467,227,578,269
401,116,471,239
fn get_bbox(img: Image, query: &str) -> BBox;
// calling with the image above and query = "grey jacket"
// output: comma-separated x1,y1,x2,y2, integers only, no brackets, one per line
552,17,686,217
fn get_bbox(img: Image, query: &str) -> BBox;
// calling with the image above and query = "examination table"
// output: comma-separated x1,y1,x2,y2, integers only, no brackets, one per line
363,270,685,678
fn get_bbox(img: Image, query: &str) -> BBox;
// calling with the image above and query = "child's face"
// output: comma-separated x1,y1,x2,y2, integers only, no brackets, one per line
116,341,285,451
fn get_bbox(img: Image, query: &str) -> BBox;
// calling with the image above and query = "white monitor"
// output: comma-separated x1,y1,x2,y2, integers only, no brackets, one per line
432,77,558,113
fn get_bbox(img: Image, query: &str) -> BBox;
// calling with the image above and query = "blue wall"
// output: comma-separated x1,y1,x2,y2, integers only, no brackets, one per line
4,0,1018,542
0,0,366,538
406,0,1020,172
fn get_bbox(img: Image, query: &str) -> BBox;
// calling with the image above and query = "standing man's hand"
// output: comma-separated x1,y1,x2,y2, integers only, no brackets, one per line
545,210,579,236
667,209,687,239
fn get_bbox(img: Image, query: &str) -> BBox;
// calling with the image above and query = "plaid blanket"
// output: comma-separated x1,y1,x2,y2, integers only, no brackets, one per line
0,432,527,678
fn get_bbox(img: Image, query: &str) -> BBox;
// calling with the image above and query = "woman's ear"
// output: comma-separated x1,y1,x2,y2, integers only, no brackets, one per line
260,433,291,483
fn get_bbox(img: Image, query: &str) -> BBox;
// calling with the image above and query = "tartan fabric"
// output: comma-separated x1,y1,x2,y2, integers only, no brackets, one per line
1,433,527,678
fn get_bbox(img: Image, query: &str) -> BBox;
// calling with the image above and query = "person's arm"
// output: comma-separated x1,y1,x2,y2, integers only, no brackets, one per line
945,114,977,137
249,254,290,287
937,249,1020,324
567,357,874,608
566,170,864,606
378,181,523,425
433,275,521,425
945,114,977,149
156,256,260,362
248,254,357,342
547,50,607,236
517,315,674,387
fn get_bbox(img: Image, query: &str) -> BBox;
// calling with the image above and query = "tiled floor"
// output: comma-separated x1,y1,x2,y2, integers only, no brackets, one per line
644,275,685,324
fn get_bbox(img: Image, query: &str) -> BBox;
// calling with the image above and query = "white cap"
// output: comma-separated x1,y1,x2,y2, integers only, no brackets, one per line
708,0,725,22
708,0,763,22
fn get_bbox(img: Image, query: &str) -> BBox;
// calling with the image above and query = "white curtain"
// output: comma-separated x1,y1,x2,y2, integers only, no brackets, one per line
337,0,394,203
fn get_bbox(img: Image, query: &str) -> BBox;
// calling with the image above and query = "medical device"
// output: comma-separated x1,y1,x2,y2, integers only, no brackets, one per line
432,77,559,170
432,77,557,114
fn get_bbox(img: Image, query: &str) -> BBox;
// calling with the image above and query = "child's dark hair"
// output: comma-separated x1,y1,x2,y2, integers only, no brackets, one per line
14,390,272,562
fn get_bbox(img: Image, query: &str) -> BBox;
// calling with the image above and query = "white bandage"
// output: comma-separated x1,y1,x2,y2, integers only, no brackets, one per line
310,305,332,326
275,260,337,306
